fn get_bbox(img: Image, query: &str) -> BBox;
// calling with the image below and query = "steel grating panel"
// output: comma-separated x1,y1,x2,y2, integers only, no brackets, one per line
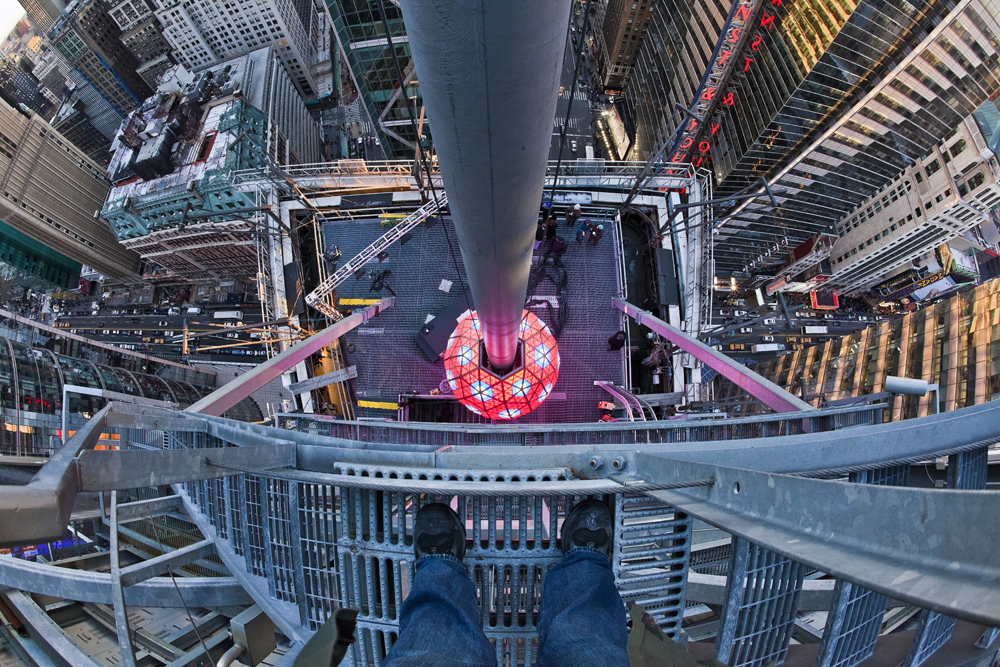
948,446,988,490
816,463,911,666
814,580,887,667
323,480,599,667
265,478,297,603
715,538,804,667
323,217,623,424
690,542,731,576
612,494,692,638
848,464,909,486
904,609,956,667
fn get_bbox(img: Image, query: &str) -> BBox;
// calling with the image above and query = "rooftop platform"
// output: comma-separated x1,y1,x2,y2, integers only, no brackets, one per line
322,215,624,423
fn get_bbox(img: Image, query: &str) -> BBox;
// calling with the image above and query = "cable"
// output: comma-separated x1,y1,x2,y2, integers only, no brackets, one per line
146,509,215,667
373,0,472,313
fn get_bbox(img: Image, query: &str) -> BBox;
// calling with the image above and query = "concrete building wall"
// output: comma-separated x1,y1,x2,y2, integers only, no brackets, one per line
827,113,1000,293
0,98,141,279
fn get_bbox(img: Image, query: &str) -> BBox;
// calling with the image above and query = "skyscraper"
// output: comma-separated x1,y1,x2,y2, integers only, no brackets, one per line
0,97,142,280
596,0,655,92
50,0,154,115
618,0,729,159
151,0,324,102
324,0,427,158
709,0,1000,273
620,0,1000,277
724,276,1000,419
108,0,175,88
17,0,65,33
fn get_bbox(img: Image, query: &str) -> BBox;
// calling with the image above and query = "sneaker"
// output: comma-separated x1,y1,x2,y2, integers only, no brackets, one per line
413,503,467,561
560,499,613,557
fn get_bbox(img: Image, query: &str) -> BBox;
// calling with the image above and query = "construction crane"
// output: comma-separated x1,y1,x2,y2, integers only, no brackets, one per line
304,192,447,319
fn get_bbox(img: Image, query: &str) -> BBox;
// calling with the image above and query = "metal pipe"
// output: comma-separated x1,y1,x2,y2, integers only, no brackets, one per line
216,643,245,667
398,0,572,370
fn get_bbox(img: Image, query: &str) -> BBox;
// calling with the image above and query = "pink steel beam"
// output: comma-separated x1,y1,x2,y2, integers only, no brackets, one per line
186,298,394,416
613,298,812,413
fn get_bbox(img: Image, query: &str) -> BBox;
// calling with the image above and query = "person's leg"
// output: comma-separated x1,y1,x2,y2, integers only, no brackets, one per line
383,504,496,667
535,500,628,667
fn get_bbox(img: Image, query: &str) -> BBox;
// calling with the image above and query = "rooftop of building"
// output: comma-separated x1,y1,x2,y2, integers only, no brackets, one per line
104,48,277,200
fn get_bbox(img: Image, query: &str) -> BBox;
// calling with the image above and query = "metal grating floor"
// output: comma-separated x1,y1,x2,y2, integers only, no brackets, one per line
323,218,624,424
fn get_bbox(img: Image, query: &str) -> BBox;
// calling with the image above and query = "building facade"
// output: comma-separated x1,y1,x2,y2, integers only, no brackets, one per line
50,0,154,115
0,57,55,119
825,103,1000,294
109,0,175,88
0,217,81,287
711,0,1000,274
720,276,1000,421
324,0,426,158
50,101,113,162
18,0,65,33
618,0,729,159
597,0,654,91
0,98,142,280
151,0,324,102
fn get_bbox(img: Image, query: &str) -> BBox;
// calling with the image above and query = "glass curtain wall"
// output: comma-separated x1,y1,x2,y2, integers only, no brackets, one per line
716,277,1000,418
0,348,262,456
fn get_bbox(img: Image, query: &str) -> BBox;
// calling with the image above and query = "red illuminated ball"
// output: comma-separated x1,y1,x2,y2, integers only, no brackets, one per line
443,310,559,420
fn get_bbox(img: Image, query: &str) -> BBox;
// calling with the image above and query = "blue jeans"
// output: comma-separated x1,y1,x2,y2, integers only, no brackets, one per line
383,549,628,667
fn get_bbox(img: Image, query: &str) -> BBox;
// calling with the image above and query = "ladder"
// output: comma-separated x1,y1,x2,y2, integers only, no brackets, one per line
305,193,447,319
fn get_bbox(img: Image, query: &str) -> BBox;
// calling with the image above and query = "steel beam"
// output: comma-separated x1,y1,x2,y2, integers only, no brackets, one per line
0,405,111,548
614,298,813,412
117,539,216,587
109,492,139,667
2,591,104,667
115,495,184,524
637,454,1000,626
185,298,393,416
0,557,252,607
76,444,296,491
398,0,571,369
287,365,357,394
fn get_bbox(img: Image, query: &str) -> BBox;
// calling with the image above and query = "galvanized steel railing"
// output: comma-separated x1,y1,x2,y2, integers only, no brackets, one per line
1,401,997,667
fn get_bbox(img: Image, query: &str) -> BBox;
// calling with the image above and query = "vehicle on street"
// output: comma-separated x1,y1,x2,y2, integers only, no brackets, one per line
168,307,180,316
752,343,786,353
570,139,578,153
817,337,831,343
735,310,747,316
719,309,731,315
186,307,202,315
800,337,813,343
762,335,774,342
739,327,753,333
712,344,722,351
802,325,828,334
159,321,168,326
727,343,746,351
763,318,776,325
214,311,243,321
791,343,805,350
785,336,797,343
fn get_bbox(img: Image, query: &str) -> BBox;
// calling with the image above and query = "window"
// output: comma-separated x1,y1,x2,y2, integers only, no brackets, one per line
944,189,951,197
935,194,944,203
925,160,940,177
891,224,897,231
950,139,967,158
925,202,932,210
916,208,922,217
968,172,986,190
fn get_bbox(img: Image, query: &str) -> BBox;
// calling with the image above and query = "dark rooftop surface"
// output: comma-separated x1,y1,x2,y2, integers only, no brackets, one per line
323,217,624,424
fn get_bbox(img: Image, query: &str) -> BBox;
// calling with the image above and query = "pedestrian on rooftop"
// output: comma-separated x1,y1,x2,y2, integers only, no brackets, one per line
566,203,582,227
590,224,604,246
